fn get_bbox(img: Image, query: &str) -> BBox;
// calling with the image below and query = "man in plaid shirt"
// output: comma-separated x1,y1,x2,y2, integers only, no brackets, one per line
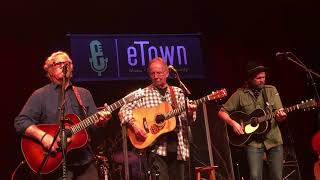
119,57,197,180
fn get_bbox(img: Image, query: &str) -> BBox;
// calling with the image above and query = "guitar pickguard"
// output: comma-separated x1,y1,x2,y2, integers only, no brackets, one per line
244,124,259,134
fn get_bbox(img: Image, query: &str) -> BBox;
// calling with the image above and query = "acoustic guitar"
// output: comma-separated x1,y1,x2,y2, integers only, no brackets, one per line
127,89,227,149
227,99,317,146
21,89,144,174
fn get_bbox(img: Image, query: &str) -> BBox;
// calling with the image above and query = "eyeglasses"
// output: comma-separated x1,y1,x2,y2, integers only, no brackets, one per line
149,71,165,76
48,61,71,68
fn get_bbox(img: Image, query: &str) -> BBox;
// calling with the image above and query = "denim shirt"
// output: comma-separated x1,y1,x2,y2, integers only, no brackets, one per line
14,82,99,166
221,85,284,149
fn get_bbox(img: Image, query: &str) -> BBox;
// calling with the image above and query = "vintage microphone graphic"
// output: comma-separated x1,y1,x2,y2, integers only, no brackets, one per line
89,40,108,76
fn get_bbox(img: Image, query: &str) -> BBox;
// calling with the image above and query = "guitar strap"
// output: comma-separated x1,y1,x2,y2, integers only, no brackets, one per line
72,86,94,153
72,86,88,118
168,86,178,109
262,87,272,113
167,86,180,152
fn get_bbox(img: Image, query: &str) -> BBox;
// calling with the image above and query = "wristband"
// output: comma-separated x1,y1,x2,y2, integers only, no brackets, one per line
40,132,48,143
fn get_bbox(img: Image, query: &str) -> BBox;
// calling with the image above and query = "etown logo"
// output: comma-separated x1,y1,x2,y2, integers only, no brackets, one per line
89,40,108,76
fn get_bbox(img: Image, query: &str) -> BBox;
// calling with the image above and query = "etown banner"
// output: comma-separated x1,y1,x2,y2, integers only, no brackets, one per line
68,34,204,81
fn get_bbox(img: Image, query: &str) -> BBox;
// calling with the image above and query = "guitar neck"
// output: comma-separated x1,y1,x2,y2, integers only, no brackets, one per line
164,95,210,119
258,104,306,123
69,98,128,135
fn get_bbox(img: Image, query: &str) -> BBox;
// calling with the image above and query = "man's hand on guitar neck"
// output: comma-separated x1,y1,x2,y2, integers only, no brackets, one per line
129,120,147,141
187,100,197,116
275,108,287,122
95,103,112,127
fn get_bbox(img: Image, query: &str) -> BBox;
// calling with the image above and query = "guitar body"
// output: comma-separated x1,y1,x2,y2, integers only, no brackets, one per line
128,102,176,149
226,99,318,146
21,114,88,174
20,89,145,174
228,109,270,146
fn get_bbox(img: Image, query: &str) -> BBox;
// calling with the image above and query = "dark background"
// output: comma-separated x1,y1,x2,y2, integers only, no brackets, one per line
2,0,320,179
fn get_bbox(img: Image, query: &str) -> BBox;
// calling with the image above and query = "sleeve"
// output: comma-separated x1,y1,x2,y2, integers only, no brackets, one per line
118,99,141,125
118,88,147,125
220,89,241,114
14,90,43,135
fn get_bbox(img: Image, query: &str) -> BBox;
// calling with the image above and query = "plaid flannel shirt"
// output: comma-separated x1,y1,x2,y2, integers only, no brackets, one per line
119,85,196,161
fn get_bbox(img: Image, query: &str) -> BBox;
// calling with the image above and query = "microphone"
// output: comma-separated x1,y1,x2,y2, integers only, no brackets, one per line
62,63,68,74
276,52,290,57
167,65,178,73
167,65,191,95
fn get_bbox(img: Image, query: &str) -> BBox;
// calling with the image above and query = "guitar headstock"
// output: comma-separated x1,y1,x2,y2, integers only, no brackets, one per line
299,99,317,111
126,88,145,102
208,88,227,101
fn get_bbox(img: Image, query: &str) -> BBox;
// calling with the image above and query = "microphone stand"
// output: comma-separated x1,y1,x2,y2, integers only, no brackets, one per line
35,65,68,179
172,71,193,180
282,52,320,139
280,53,312,180
284,52,320,100
59,65,68,180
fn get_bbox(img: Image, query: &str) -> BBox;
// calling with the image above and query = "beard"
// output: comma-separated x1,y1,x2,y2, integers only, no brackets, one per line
248,80,265,90
256,83,265,89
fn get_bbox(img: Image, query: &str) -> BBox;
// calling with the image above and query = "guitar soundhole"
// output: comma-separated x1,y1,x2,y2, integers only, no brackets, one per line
155,115,165,124
250,118,258,127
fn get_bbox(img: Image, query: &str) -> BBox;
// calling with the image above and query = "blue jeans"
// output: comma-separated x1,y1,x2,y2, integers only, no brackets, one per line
246,145,283,180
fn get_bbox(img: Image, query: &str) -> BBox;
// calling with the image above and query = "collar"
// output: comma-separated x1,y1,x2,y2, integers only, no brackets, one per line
51,81,73,90
149,84,169,90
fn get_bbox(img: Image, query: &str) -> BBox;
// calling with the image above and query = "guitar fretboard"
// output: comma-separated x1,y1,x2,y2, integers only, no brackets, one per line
257,100,314,123
163,95,210,120
69,98,128,135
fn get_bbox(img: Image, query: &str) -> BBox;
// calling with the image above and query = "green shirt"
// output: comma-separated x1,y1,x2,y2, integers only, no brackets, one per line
221,85,283,149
